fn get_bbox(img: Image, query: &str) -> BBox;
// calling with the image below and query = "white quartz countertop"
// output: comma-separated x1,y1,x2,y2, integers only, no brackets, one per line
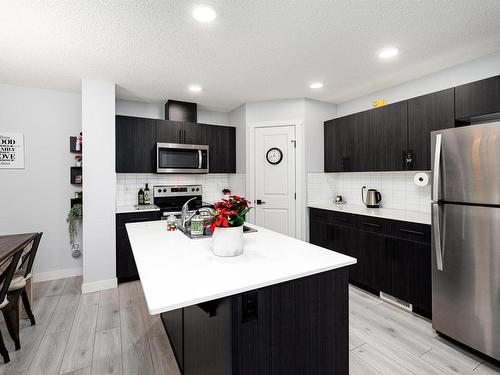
308,203,431,225
116,205,160,214
126,221,356,315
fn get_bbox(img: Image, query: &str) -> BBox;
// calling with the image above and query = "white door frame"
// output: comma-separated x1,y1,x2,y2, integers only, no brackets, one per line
246,119,305,240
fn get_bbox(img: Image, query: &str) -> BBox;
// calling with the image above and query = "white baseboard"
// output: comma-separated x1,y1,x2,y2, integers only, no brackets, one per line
33,267,83,282
81,278,117,294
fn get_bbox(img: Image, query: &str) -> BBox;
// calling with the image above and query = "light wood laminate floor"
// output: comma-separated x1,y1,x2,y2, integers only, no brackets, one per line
0,277,498,374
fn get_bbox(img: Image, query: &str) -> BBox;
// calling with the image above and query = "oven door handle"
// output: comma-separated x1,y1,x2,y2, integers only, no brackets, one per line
198,149,202,169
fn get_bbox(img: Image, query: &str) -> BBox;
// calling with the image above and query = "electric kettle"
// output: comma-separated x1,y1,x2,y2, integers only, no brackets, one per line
361,186,382,208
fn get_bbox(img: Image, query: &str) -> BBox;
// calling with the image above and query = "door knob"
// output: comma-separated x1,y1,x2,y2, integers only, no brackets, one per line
256,200,266,205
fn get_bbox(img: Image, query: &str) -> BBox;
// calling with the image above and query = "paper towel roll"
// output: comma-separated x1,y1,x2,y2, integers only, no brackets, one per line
413,172,429,187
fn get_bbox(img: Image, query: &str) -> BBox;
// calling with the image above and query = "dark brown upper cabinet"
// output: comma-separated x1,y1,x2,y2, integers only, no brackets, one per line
455,75,500,120
372,101,408,171
183,122,207,145
115,115,156,173
407,88,454,170
324,110,372,172
156,120,206,145
116,115,235,174
156,119,184,144
206,125,236,173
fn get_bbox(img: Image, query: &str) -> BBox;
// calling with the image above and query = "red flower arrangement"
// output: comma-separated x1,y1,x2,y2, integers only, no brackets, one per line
209,195,252,233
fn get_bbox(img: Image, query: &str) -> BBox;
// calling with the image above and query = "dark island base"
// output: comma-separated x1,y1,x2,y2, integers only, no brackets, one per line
161,267,349,375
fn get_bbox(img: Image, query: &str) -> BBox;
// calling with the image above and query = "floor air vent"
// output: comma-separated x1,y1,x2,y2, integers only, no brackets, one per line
379,292,413,312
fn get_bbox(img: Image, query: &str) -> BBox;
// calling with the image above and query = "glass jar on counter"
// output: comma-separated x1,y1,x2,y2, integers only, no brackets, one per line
190,211,205,236
166,215,178,231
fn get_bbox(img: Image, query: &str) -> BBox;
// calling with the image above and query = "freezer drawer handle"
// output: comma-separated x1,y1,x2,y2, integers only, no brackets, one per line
432,203,444,271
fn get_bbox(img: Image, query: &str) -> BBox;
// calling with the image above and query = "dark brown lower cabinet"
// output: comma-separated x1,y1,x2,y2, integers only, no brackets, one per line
389,238,432,318
161,268,350,375
116,211,161,283
309,207,432,319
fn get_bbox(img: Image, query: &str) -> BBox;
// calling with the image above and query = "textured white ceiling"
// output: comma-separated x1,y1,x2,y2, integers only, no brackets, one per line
1,1,500,111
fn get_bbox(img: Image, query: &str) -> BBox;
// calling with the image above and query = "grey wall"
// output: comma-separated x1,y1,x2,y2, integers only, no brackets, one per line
0,83,83,280
337,51,500,117
198,109,230,125
115,99,164,119
82,80,116,293
304,99,337,173
115,99,231,125
228,104,246,173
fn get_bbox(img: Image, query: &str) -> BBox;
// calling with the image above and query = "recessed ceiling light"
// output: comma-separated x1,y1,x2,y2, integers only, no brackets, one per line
189,84,202,93
378,47,399,59
309,82,324,89
192,4,217,23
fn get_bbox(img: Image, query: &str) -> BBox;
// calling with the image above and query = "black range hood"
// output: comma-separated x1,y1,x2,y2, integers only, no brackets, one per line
165,100,197,122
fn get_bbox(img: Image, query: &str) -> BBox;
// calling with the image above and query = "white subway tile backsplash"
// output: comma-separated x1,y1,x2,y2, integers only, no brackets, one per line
308,171,431,213
116,173,247,206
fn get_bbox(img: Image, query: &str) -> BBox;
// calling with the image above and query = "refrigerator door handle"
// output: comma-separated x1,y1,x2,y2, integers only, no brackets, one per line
432,203,444,271
432,133,442,202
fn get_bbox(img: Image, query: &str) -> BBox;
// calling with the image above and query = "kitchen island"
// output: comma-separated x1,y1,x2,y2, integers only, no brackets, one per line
126,220,356,375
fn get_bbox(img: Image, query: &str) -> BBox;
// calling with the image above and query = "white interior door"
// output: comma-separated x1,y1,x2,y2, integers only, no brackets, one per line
254,125,296,237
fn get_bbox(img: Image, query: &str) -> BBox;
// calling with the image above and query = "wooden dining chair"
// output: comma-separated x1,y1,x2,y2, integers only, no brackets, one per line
0,248,23,363
2,232,43,351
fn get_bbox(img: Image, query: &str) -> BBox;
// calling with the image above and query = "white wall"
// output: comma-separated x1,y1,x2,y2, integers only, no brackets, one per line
246,99,305,123
116,99,164,119
304,99,337,173
198,109,230,126
337,51,500,117
116,99,231,126
228,104,247,174
0,84,83,281
82,80,116,293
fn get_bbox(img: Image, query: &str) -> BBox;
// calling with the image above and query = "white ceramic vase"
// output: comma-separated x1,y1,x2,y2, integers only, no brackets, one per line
212,225,243,257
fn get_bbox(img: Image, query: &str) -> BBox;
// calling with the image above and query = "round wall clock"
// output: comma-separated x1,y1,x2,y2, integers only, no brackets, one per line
266,147,283,165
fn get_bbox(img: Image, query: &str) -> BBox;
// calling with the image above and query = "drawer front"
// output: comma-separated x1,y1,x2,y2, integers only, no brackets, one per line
309,208,329,222
116,211,161,227
391,220,431,243
356,215,391,235
328,211,356,227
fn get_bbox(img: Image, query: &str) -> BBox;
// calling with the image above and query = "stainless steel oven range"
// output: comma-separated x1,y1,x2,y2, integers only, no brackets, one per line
153,184,207,221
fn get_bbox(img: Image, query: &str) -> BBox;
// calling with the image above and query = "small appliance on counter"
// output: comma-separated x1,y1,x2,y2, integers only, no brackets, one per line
361,186,382,208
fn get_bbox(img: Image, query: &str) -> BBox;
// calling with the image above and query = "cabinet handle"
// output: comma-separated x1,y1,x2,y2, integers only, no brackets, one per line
399,228,425,236
184,129,186,142
178,129,182,143
361,222,382,228
405,150,414,169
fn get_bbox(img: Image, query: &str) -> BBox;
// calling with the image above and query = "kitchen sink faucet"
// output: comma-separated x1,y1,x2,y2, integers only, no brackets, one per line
181,197,214,229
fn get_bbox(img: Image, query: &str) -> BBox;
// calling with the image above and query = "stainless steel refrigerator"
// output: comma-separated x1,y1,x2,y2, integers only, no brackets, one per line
431,121,500,361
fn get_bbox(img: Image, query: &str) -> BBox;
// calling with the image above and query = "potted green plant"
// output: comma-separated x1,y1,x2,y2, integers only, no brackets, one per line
66,203,82,245
209,196,252,257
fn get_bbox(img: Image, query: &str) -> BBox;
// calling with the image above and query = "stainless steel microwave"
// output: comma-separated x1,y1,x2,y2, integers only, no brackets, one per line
156,143,209,173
